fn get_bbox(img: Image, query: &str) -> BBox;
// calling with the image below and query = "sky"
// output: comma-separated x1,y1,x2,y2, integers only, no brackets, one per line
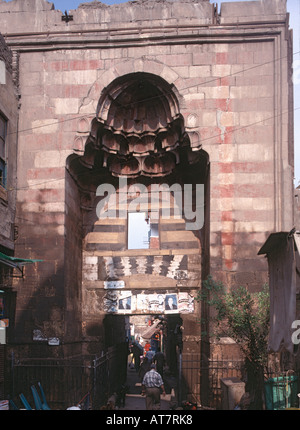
6,0,300,185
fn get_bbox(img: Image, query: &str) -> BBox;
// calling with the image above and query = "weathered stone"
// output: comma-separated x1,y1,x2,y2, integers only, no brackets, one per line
0,0,294,407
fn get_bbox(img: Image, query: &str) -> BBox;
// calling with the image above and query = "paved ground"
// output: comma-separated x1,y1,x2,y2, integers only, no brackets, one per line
119,393,171,410
118,365,174,410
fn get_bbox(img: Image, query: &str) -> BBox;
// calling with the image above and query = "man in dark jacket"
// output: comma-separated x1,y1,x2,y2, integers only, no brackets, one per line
132,339,143,372
153,348,165,379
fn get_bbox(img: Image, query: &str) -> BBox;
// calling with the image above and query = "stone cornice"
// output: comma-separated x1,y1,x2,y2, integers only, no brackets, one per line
3,24,284,52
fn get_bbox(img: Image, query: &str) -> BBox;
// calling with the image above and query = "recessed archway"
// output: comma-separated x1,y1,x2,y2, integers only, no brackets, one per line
73,72,202,181
65,71,210,404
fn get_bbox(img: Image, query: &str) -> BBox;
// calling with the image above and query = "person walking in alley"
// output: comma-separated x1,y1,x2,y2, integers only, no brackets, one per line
141,363,166,410
153,348,165,379
132,338,143,372
139,356,151,383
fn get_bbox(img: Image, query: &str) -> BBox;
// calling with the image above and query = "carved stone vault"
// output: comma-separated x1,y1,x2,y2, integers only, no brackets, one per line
77,72,204,180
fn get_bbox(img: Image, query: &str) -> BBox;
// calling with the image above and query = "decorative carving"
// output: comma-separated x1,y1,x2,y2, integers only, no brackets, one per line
186,113,198,128
79,73,202,178
77,117,90,134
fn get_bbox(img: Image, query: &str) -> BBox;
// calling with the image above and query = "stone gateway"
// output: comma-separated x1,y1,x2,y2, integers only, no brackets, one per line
0,0,294,408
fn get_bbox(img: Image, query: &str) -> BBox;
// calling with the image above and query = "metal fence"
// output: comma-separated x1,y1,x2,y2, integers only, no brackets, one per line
11,349,244,410
180,353,244,409
10,348,118,410
263,370,300,410
11,348,297,410
181,354,300,410
205,356,245,409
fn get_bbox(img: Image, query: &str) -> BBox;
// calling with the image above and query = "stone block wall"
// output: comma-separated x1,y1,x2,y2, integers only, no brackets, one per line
0,0,293,360
0,34,18,255
206,39,278,291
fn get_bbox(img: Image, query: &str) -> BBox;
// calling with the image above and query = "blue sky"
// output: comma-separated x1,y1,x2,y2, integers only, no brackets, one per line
6,0,300,185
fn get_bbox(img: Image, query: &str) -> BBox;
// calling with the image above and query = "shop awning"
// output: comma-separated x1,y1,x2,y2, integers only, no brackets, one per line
141,319,161,340
0,251,42,275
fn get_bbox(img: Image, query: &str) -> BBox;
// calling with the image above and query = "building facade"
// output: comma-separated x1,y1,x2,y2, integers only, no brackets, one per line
0,32,19,402
0,0,294,405
0,33,19,268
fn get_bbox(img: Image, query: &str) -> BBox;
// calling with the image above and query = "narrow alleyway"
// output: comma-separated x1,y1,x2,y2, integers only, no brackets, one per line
118,363,173,410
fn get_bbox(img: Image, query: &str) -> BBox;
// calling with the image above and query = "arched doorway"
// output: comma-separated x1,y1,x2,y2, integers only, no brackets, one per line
65,72,210,404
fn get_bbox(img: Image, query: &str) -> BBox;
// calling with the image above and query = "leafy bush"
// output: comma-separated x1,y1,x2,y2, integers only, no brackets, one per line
196,276,270,408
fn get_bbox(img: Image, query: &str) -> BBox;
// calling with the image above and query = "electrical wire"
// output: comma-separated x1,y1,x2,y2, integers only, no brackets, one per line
6,50,300,137
2,49,299,194
4,103,299,194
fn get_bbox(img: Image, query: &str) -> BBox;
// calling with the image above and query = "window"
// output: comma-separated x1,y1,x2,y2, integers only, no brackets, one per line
0,114,7,188
128,212,159,250
128,212,149,249
149,217,159,249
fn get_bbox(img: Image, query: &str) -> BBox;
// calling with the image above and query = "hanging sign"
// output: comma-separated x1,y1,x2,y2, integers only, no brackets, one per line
104,280,125,289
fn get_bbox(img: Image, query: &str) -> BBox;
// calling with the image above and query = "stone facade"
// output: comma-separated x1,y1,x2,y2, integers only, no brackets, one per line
0,32,19,402
0,33,19,289
0,34,18,257
0,0,294,403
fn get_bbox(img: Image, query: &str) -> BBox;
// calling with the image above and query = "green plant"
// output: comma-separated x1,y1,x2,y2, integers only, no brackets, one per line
196,276,270,408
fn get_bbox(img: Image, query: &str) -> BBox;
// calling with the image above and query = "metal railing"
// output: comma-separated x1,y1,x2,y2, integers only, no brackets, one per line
180,353,244,409
10,348,118,410
11,348,296,410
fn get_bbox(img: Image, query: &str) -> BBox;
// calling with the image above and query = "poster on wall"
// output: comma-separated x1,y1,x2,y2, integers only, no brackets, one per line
177,292,194,313
103,290,135,313
103,290,194,314
103,290,119,313
148,294,165,313
136,294,149,312
164,294,178,313
118,291,133,313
